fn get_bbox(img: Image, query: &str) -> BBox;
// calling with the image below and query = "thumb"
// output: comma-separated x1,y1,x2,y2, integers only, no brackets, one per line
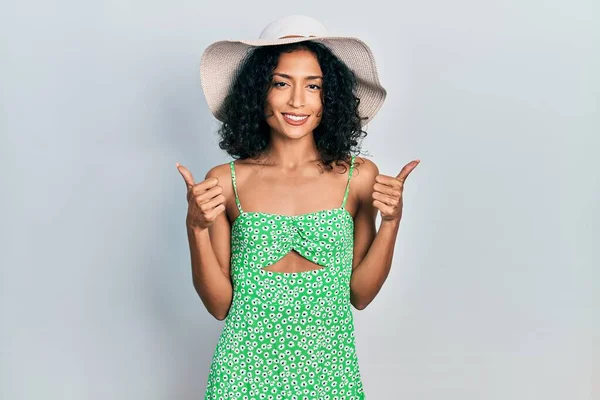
396,160,420,181
176,162,195,190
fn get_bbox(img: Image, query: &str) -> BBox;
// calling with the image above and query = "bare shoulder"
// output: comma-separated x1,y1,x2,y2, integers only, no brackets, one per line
352,155,379,176
352,156,380,205
204,161,233,184
352,156,379,184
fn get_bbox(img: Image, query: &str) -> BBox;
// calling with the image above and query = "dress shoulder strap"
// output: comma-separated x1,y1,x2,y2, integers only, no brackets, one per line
229,161,243,213
341,155,356,208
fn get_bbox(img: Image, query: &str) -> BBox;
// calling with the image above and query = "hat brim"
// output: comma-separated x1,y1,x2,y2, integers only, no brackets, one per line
200,36,387,127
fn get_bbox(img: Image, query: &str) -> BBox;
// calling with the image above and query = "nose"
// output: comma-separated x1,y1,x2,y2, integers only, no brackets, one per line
288,84,305,109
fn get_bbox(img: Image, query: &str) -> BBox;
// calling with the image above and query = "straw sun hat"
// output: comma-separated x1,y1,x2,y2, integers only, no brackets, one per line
199,15,387,127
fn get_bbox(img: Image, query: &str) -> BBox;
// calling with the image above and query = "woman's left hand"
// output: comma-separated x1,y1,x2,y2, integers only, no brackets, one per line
372,160,420,223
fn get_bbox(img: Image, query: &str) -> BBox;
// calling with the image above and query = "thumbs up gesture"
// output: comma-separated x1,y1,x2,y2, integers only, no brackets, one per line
176,163,226,230
372,160,420,223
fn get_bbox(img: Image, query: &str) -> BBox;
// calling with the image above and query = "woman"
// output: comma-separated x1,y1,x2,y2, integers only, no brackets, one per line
177,15,419,399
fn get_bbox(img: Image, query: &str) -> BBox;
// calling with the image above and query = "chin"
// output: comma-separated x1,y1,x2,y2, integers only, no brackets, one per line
283,125,316,136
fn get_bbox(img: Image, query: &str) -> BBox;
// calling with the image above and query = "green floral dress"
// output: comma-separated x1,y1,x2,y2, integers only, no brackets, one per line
204,155,365,399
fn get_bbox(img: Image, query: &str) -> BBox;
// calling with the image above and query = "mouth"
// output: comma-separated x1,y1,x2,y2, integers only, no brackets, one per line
282,113,310,126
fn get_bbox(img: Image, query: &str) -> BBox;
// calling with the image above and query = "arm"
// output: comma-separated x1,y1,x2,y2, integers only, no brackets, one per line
186,164,234,320
349,157,401,310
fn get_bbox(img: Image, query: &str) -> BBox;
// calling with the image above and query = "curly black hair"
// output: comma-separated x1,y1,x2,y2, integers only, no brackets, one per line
216,41,369,172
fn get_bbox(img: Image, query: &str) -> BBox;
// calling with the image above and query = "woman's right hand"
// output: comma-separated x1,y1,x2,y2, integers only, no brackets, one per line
176,163,226,231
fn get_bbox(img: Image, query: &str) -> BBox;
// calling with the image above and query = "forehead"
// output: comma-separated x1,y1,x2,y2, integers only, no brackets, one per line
274,49,322,76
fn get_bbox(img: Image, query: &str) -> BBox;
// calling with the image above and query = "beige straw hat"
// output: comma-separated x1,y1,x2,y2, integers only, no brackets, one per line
199,15,387,127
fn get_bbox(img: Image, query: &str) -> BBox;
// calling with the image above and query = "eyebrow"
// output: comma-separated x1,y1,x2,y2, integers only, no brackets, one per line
273,72,323,81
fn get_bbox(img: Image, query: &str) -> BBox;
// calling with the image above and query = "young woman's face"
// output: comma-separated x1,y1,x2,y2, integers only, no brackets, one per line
264,49,323,138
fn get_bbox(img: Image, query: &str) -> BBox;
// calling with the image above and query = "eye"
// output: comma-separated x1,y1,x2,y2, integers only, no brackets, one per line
272,81,287,88
308,84,321,90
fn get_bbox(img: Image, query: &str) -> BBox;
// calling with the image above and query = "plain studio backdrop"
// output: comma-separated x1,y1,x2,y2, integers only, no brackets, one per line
0,1,597,399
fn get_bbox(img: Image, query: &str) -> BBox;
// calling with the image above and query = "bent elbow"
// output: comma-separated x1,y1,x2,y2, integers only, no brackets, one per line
213,312,227,321
210,306,230,321
351,299,369,311
211,305,231,321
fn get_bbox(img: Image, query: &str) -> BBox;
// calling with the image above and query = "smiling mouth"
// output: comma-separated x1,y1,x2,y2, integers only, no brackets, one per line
282,113,309,121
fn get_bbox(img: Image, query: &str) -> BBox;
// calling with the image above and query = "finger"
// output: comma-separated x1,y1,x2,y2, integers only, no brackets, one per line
196,195,225,215
395,160,420,182
372,191,400,208
205,203,226,221
373,199,394,214
176,164,196,189
197,194,226,213
188,178,220,202
374,174,402,187
191,184,223,202
373,182,400,197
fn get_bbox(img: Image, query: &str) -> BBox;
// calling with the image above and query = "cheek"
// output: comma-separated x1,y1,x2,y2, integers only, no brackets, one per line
311,100,323,120
308,96,323,112
264,101,280,119
266,91,286,107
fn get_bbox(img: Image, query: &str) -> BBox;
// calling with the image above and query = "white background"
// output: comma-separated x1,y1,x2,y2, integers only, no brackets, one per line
1,0,598,399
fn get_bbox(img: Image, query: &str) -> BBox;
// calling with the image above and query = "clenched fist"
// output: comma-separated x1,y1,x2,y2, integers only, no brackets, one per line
176,163,226,230
372,159,420,223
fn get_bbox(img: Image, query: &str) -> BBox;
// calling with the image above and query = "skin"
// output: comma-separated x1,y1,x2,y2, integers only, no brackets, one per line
176,48,420,320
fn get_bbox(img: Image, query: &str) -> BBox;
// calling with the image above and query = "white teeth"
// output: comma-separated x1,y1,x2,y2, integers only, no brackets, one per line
284,114,308,121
